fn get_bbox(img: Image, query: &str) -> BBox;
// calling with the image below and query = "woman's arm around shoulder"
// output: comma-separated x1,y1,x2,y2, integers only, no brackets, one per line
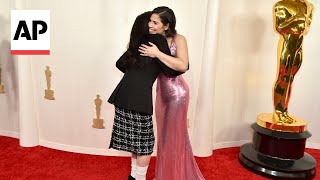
155,33,189,72
139,33,189,72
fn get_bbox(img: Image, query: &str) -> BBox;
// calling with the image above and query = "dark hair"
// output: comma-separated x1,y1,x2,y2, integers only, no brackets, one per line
121,11,151,68
152,6,177,37
128,11,151,54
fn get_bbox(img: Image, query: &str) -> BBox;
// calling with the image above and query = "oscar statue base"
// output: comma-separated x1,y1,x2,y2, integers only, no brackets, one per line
0,84,4,93
239,123,316,179
44,89,55,100
92,118,104,129
257,113,307,133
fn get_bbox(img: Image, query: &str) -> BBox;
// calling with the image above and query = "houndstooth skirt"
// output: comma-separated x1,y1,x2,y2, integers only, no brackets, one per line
109,107,155,155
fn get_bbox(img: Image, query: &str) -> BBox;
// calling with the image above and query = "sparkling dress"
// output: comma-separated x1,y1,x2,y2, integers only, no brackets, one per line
155,36,205,180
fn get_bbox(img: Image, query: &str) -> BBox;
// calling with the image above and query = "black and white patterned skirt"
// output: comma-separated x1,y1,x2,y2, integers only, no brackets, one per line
109,107,155,155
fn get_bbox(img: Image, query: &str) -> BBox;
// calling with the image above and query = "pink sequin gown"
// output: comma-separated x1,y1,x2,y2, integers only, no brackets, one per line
155,36,205,180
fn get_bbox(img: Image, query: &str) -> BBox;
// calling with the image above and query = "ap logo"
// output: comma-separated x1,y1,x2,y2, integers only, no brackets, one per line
11,10,50,55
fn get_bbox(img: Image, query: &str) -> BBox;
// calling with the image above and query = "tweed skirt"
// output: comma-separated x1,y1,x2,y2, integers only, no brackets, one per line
109,107,155,155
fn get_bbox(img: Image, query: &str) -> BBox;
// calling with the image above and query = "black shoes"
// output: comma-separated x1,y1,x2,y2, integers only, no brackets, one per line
128,175,135,180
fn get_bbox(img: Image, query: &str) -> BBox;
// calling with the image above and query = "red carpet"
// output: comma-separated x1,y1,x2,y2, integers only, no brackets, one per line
0,136,319,179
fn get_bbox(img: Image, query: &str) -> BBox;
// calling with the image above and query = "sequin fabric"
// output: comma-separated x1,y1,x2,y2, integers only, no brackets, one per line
155,36,205,180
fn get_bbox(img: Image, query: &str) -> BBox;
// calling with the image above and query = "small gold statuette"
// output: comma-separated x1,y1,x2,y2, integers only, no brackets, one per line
257,0,314,132
92,94,105,129
187,118,191,128
0,84,4,94
44,66,55,100
0,67,4,94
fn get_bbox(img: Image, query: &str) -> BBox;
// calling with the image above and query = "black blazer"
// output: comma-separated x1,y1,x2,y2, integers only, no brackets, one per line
108,34,183,114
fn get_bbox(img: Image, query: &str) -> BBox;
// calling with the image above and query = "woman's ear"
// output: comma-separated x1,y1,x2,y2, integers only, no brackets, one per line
164,24,169,31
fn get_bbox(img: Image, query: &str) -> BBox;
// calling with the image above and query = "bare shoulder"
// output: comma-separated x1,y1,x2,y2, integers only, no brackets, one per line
175,33,187,42
174,34,189,60
175,34,188,48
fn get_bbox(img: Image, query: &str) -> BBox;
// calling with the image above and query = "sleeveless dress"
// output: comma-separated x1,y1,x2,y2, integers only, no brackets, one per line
155,36,205,180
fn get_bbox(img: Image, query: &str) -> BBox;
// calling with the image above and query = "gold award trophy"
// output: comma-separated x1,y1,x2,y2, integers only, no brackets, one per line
92,94,105,129
0,67,4,93
257,0,314,132
44,66,55,100
239,1,316,179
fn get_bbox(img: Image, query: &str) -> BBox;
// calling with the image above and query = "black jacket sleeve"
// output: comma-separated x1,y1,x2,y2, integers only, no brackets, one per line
155,59,184,76
115,50,130,73
146,34,185,76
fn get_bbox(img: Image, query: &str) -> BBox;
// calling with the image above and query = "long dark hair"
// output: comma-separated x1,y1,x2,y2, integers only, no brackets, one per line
152,6,177,37
122,11,151,68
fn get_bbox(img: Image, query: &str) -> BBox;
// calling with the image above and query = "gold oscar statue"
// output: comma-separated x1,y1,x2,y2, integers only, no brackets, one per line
44,66,55,100
0,67,4,94
239,1,317,178
92,94,105,129
257,0,314,132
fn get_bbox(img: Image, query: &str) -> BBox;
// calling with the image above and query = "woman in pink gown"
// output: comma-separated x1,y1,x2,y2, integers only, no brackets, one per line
139,6,205,180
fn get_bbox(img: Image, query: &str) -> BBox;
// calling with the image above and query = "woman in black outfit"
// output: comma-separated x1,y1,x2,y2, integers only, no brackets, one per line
108,11,184,180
